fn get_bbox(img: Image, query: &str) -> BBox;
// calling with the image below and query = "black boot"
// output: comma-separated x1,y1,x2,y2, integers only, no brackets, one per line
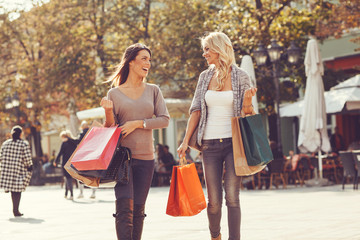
133,204,146,240
113,198,133,240
11,192,23,217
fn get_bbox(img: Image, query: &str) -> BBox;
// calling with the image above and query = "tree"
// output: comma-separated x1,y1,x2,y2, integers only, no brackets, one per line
149,0,219,97
1,0,359,135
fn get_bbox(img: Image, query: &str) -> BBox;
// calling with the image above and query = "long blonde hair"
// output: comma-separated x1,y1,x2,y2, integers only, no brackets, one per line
201,32,235,90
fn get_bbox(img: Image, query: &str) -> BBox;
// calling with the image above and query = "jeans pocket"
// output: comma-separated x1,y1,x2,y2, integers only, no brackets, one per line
201,144,209,151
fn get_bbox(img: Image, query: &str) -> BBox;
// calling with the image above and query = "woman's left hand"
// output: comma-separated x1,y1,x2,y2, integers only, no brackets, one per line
119,120,142,138
243,87,257,106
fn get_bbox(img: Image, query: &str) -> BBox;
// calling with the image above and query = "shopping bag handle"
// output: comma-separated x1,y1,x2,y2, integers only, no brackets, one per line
179,157,187,166
115,125,123,150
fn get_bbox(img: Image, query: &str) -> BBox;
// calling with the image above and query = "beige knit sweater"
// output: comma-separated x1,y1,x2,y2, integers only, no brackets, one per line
107,83,170,160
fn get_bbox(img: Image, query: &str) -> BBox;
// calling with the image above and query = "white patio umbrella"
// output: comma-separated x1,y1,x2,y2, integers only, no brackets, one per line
240,55,259,113
298,36,331,181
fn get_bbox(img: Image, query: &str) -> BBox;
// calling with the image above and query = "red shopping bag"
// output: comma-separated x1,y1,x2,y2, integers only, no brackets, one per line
71,126,121,171
166,160,207,216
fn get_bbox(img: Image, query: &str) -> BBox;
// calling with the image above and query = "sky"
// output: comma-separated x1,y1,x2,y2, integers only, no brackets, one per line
0,0,49,19
1,0,39,11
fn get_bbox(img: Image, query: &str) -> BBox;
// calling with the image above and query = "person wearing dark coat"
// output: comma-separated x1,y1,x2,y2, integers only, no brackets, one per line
160,145,176,172
78,120,90,143
55,130,77,200
75,121,96,199
0,125,33,217
330,127,346,154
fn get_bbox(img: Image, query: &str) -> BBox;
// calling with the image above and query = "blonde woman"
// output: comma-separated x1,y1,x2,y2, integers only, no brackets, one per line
177,32,257,240
55,130,77,200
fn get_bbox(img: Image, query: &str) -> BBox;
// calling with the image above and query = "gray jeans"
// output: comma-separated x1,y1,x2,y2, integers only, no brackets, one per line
202,138,241,240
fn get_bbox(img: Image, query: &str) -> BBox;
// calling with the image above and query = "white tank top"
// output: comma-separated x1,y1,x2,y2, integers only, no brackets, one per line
203,90,234,140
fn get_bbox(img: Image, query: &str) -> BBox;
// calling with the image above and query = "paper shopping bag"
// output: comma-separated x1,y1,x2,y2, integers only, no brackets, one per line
189,125,201,151
231,117,267,176
238,114,273,166
64,157,100,187
166,163,206,216
71,126,121,171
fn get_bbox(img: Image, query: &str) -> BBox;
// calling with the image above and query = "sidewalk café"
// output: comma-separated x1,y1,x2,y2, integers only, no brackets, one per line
277,74,360,187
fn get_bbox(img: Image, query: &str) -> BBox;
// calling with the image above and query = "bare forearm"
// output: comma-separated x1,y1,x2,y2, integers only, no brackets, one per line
183,111,200,145
242,103,255,115
144,116,170,129
104,110,115,127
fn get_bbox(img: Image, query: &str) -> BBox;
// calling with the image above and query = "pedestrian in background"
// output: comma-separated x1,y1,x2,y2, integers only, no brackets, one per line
101,43,170,240
330,126,346,155
55,130,77,200
177,32,256,240
160,145,177,171
0,125,33,217
75,121,96,199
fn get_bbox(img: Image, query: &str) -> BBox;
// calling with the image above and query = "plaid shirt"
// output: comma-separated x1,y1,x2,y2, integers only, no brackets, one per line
189,64,251,146
0,139,33,192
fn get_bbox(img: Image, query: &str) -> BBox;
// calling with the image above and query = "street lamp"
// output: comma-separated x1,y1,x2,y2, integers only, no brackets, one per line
11,92,20,108
287,41,301,64
253,39,301,154
5,92,21,123
5,96,13,110
5,91,41,156
25,93,34,109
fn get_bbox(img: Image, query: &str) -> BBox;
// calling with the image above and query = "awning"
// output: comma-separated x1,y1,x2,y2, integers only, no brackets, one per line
280,74,360,117
76,107,105,120
76,98,192,120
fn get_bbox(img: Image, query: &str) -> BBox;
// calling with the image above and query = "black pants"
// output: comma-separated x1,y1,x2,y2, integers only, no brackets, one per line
114,159,154,204
11,191,22,214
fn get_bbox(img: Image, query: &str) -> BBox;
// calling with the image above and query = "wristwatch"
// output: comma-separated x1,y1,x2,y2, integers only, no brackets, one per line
143,120,147,129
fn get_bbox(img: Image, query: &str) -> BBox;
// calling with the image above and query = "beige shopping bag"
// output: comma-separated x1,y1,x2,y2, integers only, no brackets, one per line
231,117,266,176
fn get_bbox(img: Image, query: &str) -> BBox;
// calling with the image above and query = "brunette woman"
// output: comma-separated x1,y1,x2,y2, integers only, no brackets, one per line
101,43,170,240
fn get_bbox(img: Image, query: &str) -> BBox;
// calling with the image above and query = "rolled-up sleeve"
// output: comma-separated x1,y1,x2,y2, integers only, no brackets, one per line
144,85,170,129
189,72,204,114
239,71,251,107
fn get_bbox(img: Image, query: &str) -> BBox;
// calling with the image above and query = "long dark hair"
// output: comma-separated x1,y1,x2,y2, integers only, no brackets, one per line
107,43,151,87
11,125,22,142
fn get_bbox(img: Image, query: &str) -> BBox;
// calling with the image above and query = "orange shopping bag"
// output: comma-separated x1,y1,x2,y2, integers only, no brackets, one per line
166,158,207,216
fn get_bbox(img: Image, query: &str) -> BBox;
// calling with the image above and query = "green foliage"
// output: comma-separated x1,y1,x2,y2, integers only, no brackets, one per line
148,0,218,97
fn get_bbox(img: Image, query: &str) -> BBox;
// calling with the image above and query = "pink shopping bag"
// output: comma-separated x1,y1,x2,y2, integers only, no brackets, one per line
71,126,121,171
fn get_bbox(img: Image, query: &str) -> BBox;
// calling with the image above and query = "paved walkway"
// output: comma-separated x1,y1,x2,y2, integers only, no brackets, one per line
0,184,359,240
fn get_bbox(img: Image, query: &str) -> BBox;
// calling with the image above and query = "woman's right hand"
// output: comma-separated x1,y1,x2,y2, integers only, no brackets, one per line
177,142,188,159
100,97,113,111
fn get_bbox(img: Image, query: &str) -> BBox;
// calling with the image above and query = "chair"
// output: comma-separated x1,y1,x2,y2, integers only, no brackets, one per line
153,171,172,186
322,157,339,183
339,151,358,190
351,150,360,189
240,176,256,190
297,157,312,184
310,157,319,178
287,157,308,187
267,159,286,189
256,167,270,190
